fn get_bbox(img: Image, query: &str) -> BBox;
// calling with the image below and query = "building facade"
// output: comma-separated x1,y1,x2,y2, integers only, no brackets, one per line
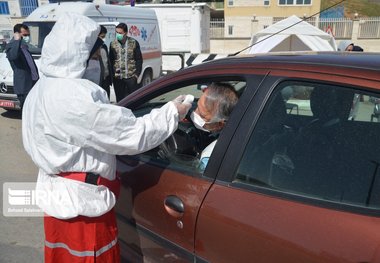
224,0,321,37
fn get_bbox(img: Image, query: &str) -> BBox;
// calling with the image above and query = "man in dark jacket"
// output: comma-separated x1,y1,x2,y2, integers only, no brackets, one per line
5,24,39,109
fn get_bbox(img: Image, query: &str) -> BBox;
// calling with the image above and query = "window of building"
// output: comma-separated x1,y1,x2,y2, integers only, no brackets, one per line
228,25,233,35
19,0,38,16
279,0,311,5
0,1,10,15
297,0,311,3
226,0,269,7
235,81,380,209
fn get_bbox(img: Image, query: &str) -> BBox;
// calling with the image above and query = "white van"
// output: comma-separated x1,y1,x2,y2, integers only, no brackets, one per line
0,2,162,110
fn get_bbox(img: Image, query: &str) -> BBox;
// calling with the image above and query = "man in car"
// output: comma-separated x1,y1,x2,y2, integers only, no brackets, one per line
22,13,191,263
189,82,239,171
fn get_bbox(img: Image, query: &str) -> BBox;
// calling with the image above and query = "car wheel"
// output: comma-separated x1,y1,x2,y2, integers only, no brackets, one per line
141,70,152,87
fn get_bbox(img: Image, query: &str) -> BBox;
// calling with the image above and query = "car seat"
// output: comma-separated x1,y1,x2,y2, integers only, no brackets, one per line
270,86,353,199
237,91,293,186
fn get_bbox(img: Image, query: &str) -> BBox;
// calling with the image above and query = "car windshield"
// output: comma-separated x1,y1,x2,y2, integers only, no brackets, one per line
23,21,55,54
0,29,12,53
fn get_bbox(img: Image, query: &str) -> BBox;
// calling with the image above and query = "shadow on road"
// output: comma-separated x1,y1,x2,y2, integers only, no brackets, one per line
1,110,22,120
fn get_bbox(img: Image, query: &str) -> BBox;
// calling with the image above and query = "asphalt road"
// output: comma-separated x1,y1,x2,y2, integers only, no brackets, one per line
0,108,43,263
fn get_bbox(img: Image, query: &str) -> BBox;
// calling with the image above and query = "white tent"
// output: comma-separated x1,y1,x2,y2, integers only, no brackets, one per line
249,15,337,54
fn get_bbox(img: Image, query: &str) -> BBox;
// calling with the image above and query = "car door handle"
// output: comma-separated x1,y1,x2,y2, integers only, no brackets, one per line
164,195,184,218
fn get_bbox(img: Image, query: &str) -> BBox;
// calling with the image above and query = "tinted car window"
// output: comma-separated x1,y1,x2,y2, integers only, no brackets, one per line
235,81,380,209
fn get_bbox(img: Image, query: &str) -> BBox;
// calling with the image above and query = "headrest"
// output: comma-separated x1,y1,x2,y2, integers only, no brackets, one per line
310,87,353,122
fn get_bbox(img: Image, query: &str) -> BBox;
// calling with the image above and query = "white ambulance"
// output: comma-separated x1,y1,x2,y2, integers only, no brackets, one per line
0,2,162,110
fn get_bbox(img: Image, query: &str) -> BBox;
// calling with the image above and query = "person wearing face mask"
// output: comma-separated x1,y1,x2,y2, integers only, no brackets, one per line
109,22,143,102
189,82,239,171
22,13,192,262
5,23,39,109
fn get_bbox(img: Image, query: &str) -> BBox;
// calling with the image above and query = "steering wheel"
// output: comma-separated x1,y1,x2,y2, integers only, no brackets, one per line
157,121,200,166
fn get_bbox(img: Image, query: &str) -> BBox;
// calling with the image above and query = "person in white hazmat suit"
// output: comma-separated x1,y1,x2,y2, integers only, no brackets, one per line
22,13,191,263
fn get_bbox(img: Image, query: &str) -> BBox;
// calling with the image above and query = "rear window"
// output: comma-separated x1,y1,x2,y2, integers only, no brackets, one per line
235,81,380,210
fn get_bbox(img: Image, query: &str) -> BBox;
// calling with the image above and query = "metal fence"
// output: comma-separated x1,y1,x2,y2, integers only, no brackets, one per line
358,17,380,39
210,17,380,39
318,18,353,39
210,18,225,38
272,17,353,39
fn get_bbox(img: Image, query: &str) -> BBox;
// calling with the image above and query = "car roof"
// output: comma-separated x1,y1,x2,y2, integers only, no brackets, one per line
199,51,380,72
124,51,380,108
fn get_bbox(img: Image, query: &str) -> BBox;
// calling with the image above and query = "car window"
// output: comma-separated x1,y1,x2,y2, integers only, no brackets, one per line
235,81,380,209
283,85,370,122
131,80,246,176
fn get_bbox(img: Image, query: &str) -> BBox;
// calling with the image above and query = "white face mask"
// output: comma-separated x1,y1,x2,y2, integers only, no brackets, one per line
190,111,210,132
22,36,30,43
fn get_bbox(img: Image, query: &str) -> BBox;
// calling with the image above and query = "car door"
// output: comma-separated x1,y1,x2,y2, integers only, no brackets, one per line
115,72,265,262
195,71,380,262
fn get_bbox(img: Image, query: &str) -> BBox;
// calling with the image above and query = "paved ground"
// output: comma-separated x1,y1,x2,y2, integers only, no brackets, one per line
0,108,43,263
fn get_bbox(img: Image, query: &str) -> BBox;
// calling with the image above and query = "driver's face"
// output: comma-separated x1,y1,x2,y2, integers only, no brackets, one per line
194,90,225,132
195,90,215,123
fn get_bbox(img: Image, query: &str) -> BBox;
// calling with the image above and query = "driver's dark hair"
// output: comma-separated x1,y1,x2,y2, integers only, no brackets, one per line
204,82,238,122
116,23,128,33
14,24,29,33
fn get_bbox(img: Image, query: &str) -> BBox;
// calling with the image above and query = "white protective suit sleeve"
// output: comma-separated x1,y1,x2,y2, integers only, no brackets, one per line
42,82,179,156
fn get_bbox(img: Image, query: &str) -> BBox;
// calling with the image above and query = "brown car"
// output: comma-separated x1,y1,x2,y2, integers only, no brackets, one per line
116,52,380,263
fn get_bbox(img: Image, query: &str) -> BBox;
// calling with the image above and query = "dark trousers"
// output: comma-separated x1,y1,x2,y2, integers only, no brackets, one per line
113,77,138,103
17,94,27,109
18,79,37,109
100,75,111,100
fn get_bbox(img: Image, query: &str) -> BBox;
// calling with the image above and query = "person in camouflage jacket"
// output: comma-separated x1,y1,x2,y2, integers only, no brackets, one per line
109,22,143,102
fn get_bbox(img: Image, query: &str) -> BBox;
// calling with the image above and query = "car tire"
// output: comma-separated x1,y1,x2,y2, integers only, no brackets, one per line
141,70,152,87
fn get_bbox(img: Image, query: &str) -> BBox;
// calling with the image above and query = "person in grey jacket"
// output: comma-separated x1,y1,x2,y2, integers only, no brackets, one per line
5,24,39,109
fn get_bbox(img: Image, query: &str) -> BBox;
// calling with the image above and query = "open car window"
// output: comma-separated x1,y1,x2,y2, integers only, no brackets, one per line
133,84,203,117
128,80,246,176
